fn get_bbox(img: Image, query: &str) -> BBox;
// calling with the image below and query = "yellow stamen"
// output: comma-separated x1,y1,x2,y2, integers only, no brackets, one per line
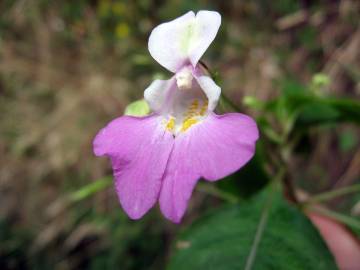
181,118,198,132
190,99,199,108
200,100,208,116
184,99,199,118
166,117,175,131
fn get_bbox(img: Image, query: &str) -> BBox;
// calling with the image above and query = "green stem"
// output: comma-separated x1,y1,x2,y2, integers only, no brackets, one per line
304,184,360,205
244,185,274,270
196,183,239,203
198,60,242,113
244,170,284,270
282,171,298,203
308,206,360,230
220,93,243,112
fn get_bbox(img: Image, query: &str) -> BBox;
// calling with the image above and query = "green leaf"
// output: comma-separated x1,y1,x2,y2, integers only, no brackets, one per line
327,98,360,124
340,130,358,152
296,97,360,127
124,99,150,117
297,102,340,125
270,78,360,128
168,189,337,270
269,90,360,128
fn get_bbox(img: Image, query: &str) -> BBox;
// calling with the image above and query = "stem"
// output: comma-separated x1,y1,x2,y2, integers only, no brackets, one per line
308,206,360,230
199,60,218,80
244,186,274,270
220,93,243,112
197,183,239,203
198,60,242,113
244,170,283,270
282,172,298,203
278,146,298,203
304,184,360,205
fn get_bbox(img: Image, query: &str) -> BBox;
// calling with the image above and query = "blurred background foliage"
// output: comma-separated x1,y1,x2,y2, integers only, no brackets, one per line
0,0,359,269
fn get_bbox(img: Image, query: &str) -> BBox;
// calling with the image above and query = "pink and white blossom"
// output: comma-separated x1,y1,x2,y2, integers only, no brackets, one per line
93,11,259,223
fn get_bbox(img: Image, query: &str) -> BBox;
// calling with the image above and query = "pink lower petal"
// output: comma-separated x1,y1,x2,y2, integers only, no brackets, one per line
189,112,259,181
93,115,174,219
159,142,200,223
159,112,259,222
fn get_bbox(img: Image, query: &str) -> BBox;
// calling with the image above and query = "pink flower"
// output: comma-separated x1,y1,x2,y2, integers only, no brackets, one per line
93,11,259,223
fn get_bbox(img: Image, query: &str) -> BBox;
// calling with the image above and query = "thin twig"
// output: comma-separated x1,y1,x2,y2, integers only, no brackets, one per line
308,206,360,230
220,93,243,112
282,171,299,204
244,170,284,270
303,184,360,205
244,186,275,270
196,182,239,203
199,60,242,112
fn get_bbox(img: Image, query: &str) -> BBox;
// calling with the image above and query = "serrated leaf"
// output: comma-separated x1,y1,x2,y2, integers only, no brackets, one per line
168,189,337,270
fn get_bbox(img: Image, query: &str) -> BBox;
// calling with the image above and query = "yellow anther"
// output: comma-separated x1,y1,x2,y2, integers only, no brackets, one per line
192,99,199,106
200,105,208,116
166,117,175,131
181,118,198,132
198,100,208,116
189,100,199,109
184,99,200,118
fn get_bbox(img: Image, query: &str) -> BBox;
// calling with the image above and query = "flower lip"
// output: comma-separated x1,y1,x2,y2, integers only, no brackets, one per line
144,64,221,135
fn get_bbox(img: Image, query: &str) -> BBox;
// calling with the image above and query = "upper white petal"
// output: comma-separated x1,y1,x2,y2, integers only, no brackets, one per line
148,11,195,72
188,11,221,67
148,10,221,72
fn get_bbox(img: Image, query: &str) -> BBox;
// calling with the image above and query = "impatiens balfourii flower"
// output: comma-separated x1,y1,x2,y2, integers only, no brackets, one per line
93,11,259,223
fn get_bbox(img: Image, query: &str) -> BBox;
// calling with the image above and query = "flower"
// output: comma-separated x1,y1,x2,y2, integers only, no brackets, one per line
93,11,259,223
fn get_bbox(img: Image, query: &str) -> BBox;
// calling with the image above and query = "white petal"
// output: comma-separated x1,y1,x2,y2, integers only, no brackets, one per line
188,11,221,67
194,75,221,111
144,77,175,113
148,11,195,72
148,11,221,72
